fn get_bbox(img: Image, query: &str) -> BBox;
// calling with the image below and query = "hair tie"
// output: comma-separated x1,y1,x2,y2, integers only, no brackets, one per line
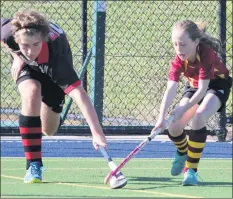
16,24,41,32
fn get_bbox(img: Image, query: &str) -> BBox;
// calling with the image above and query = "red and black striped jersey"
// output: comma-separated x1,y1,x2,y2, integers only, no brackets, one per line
1,18,80,94
168,44,229,88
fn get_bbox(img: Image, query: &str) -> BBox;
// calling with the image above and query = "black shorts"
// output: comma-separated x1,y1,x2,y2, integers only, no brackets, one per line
183,76,232,112
16,66,65,113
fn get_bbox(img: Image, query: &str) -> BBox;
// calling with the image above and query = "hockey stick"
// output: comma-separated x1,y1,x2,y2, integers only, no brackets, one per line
104,116,174,184
61,50,92,123
98,145,113,163
98,145,127,189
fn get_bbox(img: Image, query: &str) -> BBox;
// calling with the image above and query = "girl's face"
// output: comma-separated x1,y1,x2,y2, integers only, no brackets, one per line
17,33,43,62
172,28,199,62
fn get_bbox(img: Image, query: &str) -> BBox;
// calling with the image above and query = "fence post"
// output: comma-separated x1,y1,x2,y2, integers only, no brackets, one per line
82,0,88,91
215,0,227,142
218,0,226,63
90,0,106,124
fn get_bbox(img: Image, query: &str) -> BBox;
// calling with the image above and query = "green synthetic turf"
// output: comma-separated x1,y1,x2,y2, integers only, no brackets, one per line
1,158,232,198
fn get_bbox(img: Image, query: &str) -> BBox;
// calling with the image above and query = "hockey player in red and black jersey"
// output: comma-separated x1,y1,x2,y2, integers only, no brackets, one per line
1,10,127,187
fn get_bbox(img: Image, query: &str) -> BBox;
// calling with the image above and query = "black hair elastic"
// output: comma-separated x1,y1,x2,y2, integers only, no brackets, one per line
16,24,41,32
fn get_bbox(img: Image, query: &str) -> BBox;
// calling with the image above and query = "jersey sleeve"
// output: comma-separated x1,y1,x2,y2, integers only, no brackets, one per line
49,34,81,94
1,18,19,51
168,56,184,82
198,46,215,80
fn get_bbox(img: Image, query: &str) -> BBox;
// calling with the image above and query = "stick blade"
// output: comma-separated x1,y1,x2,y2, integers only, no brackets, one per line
104,171,112,184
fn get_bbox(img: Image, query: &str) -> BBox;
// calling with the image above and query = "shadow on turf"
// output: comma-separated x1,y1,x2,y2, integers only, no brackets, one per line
128,176,181,189
41,181,105,185
199,181,233,187
2,194,85,198
128,176,232,188
41,177,180,187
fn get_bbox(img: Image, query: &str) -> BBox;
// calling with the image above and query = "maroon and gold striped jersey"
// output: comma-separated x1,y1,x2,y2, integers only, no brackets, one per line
168,44,229,88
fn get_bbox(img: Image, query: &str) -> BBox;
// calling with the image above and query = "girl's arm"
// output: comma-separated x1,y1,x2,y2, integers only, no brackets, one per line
68,85,107,149
1,41,25,81
158,80,178,120
152,80,178,132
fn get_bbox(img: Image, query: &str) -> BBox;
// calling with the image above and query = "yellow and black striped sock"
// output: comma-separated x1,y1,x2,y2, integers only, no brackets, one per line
185,127,207,172
168,131,188,155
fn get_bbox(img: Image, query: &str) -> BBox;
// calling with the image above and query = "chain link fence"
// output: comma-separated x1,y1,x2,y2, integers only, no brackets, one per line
1,1,232,136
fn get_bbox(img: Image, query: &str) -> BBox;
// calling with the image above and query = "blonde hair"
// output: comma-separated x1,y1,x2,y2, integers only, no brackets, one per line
11,10,50,42
173,20,222,54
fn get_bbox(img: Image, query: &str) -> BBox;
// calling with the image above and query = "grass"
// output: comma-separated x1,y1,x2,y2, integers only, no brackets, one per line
1,157,232,198
1,1,232,127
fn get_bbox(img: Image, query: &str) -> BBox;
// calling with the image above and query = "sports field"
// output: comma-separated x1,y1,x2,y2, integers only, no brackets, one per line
1,1,232,198
1,137,232,198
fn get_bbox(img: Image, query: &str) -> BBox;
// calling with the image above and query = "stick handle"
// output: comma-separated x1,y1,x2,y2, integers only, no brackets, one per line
98,146,113,162
99,146,120,173
149,115,174,140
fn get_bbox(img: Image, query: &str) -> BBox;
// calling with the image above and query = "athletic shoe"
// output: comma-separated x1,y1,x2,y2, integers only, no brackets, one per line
182,168,198,186
171,151,187,176
24,162,43,183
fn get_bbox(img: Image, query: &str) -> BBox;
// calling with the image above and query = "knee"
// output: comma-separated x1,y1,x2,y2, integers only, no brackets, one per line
18,81,42,114
19,81,41,103
168,123,184,136
41,115,61,137
42,123,59,136
192,112,206,128
42,128,56,136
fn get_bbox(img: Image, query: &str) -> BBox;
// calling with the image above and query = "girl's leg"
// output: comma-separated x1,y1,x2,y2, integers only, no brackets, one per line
39,72,65,136
168,97,199,176
183,93,221,186
18,79,43,183
40,102,61,136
